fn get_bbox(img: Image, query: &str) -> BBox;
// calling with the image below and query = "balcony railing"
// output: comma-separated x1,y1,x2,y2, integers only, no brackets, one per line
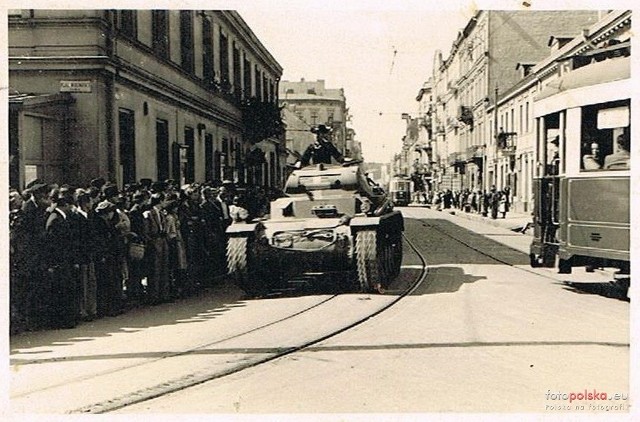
497,131,517,155
457,106,474,126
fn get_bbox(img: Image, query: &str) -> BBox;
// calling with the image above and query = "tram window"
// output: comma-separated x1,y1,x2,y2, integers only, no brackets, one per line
580,103,630,172
603,134,630,170
580,132,629,171
581,140,604,170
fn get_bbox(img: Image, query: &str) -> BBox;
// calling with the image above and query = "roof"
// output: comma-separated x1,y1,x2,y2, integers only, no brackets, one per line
535,56,630,102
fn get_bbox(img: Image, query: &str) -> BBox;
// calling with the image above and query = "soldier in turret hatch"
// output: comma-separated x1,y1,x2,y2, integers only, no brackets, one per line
296,124,344,168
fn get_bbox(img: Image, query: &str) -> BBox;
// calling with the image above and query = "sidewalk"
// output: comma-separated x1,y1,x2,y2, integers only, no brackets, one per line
408,203,532,233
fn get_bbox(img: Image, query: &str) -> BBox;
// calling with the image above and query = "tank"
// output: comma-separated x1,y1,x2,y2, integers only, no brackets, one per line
226,161,404,295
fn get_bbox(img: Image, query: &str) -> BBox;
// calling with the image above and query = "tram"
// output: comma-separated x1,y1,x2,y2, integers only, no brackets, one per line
389,176,413,206
529,54,630,286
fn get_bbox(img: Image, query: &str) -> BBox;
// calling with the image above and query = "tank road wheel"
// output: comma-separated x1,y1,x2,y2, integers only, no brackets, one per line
227,236,263,297
355,230,385,294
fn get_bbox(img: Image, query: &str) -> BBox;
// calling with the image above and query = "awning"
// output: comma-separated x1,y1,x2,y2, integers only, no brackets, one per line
9,92,74,109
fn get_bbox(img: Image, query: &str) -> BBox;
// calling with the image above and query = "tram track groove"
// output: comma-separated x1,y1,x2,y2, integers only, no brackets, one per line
417,219,611,285
64,232,428,414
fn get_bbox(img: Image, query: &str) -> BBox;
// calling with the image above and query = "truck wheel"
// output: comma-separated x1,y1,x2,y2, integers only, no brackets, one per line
355,230,385,294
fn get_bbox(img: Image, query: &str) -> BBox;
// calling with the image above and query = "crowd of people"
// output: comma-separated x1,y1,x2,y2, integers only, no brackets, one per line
415,186,512,219
9,177,282,335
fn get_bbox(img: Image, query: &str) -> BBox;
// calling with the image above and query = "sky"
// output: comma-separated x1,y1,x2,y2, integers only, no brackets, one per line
237,2,473,163
2,0,633,165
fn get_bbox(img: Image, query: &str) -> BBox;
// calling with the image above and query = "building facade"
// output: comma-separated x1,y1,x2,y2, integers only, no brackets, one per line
278,79,352,158
424,10,602,207
489,10,631,212
9,9,284,190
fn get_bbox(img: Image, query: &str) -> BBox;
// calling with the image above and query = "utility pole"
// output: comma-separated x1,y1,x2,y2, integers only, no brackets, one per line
492,83,499,190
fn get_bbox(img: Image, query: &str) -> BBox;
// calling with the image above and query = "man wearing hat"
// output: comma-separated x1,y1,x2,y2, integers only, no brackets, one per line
179,184,205,293
93,200,124,316
126,191,150,303
143,193,170,304
200,187,225,282
18,180,51,330
297,124,345,167
70,188,97,321
101,183,119,203
44,193,78,328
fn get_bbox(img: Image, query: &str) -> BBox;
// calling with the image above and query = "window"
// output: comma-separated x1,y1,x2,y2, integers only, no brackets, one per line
184,127,195,182
233,43,241,99
580,102,630,172
244,55,252,98
219,30,230,90
519,105,523,134
269,152,276,187
119,10,137,38
222,138,231,180
263,74,268,101
205,133,214,182
255,66,261,100
156,119,169,181
152,10,170,59
510,109,514,133
180,11,194,73
119,109,136,184
327,109,334,124
202,16,214,87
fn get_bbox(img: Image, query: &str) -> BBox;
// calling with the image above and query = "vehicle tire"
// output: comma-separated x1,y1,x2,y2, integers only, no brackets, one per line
227,236,263,297
355,230,385,293
529,253,541,268
542,247,556,267
558,257,573,274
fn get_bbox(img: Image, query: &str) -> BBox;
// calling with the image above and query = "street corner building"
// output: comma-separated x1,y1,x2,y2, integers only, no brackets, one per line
8,10,287,190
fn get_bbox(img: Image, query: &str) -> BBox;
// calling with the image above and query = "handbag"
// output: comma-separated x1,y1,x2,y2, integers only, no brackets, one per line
128,240,146,261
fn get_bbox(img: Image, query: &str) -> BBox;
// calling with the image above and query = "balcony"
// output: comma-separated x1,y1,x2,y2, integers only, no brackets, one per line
457,106,474,127
447,116,461,129
413,143,431,153
448,152,468,165
497,131,517,156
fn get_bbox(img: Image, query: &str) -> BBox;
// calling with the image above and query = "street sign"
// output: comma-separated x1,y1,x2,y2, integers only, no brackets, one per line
60,80,92,93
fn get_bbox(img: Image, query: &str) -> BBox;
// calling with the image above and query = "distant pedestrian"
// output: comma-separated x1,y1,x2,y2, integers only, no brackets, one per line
490,186,499,219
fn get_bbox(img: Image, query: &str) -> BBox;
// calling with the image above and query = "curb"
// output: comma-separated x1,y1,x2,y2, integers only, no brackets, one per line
410,203,531,234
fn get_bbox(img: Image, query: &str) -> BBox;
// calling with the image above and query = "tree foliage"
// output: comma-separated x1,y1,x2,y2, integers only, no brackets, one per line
241,97,285,144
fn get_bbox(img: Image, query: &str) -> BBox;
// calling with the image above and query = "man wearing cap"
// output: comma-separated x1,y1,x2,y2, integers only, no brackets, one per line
297,124,344,167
